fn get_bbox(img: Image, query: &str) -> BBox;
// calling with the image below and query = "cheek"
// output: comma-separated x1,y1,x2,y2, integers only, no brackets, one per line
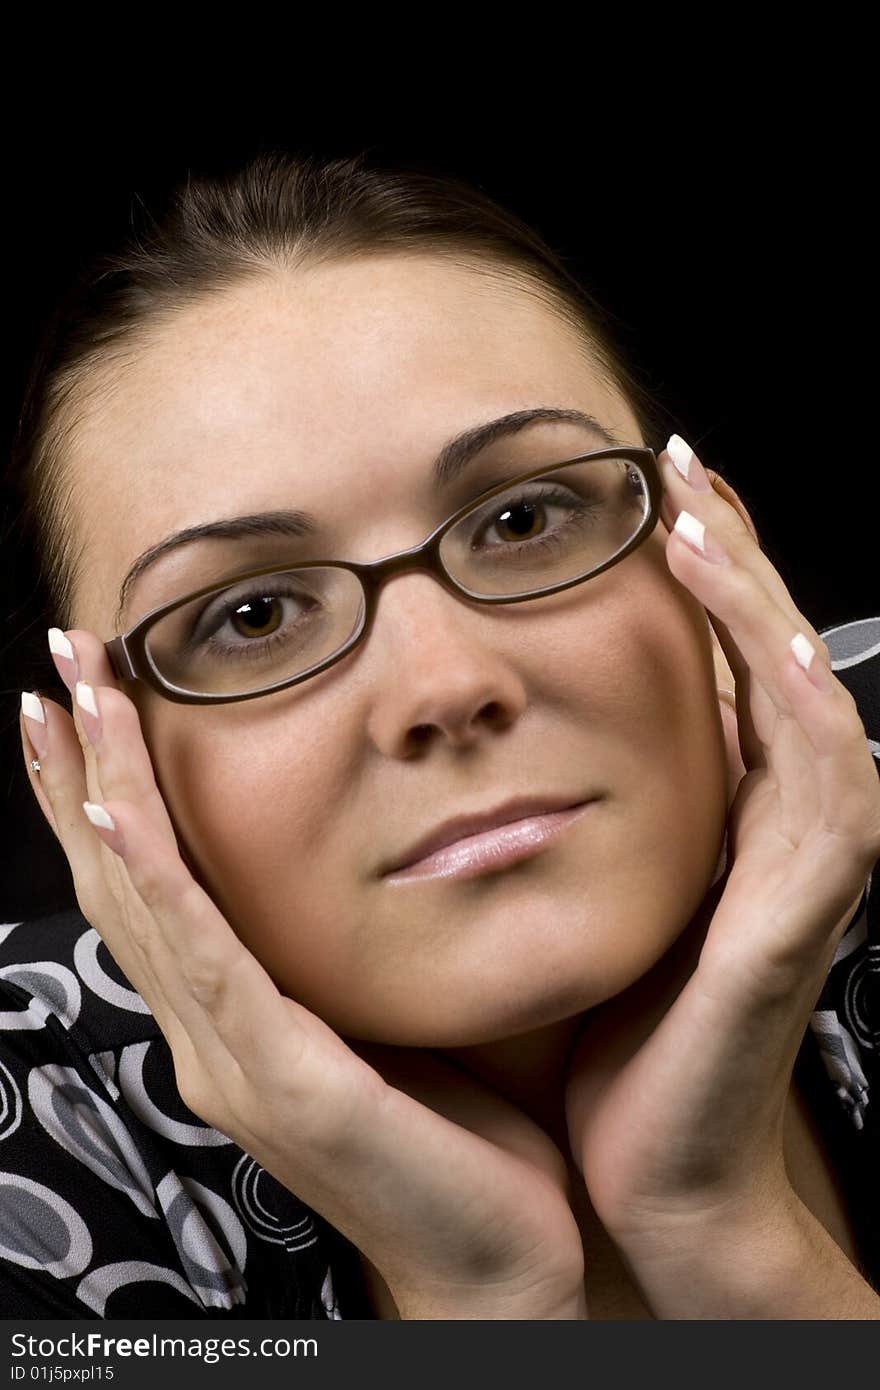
141,706,359,1003
549,567,730,898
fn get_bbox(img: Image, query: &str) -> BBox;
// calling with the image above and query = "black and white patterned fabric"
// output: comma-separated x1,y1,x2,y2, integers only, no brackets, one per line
1,617,877,1317
796,616,880,1282
0,908,370,1318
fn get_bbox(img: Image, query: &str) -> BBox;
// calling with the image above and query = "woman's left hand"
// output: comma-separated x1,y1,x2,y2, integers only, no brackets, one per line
564,436,880,1253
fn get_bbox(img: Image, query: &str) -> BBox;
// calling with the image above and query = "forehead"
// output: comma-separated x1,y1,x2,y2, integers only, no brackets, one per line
69,254,641,630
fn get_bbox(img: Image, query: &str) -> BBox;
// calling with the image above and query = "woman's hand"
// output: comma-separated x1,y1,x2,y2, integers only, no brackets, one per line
564,437,880,1255
20,631,586,1320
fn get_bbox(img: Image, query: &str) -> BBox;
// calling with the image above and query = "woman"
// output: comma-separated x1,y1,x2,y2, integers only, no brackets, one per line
4,149,879,1319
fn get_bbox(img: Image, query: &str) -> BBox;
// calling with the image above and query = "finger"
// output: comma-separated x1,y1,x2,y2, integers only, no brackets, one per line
706,604,823,845
43,629,315,1103
19,685,174,1027
49,627,128,809
658,438,880,871
71,674,180,848
29,626,182,1033
659,447,833,773
658,438,831,694
47,625,120,697
77,792,360,1131
660,449,819,772
60,631,215,1036
660,495,766,773
19,691,106,905
664,463,830,663
20,700,60,842
660,483,783,773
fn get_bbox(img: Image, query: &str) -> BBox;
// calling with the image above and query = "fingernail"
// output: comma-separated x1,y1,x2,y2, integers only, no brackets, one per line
21,690,49,758
48,628,78,689
791,632,835,691
83,801,115,832
75,680,103,745
673,509,728,564
666,434,712,491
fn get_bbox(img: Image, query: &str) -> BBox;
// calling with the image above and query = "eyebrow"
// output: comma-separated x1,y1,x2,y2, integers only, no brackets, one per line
114,406,627,630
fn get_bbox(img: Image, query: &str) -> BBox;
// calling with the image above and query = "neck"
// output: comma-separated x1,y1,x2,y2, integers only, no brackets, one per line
441,1013,588,1155
438,855,730,1158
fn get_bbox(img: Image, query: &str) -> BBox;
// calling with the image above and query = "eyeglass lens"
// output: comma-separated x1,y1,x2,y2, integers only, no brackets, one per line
144,455,650,697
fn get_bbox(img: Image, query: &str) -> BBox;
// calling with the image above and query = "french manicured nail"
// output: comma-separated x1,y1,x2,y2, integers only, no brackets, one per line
48,628,79,688
83,801,115,832
21,690,49,758
673,509,728,564
666,434,712,491
75,680,103,745
791,632,835,692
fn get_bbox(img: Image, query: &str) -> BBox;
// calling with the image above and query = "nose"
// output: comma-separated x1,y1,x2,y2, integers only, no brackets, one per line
360,572,529,758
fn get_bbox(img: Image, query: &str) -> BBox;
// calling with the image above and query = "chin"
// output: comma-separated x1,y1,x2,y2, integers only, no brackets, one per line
347,964,627,1049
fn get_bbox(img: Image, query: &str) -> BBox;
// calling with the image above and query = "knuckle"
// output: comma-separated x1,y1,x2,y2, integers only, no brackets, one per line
722,558,756,610
831,678,860,720
174,1052,245,1135
124,906,156,957
70,716,93,763
174,1065,215,1124
127,855,166,910
99,683,137,730
179,946,229,1010
167,1037,214,1121
71,871,107,928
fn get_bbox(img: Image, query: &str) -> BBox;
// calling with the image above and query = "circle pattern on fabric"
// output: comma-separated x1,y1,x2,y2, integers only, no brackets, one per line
231,1154,319,1253
0,961,81,1031
321,1265,341,1319
76,1260,202,1316
156,1171,248,1309
118,1042,232,1147
844,951,873,1052
0,1172,92,1276
0,1058,22,1141
28,1063,157,1219
74,930,151,1014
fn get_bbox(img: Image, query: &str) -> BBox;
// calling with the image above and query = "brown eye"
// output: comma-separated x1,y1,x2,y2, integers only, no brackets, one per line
489,499,548,544
229,595,284,640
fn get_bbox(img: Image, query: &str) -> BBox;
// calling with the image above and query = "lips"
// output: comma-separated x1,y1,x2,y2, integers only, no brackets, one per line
380,794,593,876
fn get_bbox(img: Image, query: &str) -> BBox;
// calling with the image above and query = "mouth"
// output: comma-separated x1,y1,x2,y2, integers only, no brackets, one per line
380,795,598,884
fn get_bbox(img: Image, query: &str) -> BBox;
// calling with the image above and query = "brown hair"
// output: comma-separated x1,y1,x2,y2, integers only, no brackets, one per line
5,146,675,697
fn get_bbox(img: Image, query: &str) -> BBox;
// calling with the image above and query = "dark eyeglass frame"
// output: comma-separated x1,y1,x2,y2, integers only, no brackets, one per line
104,445,661,706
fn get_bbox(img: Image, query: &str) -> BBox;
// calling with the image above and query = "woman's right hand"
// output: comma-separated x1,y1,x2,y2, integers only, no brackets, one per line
19,629,586,1320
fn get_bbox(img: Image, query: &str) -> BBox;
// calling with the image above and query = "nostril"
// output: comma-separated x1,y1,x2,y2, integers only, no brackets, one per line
411,724,433,743
481,701,508,727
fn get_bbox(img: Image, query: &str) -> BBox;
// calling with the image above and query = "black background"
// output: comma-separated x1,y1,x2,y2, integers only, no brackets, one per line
2,93,874,921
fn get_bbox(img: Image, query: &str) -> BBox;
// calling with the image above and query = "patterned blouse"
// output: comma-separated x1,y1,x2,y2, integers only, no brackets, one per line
1,616,877,1317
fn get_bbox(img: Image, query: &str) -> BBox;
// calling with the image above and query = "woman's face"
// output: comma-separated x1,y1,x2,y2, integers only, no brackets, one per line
66,254,733,1046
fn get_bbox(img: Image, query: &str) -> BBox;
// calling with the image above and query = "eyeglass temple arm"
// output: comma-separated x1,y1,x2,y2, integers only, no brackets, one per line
105,634,138,682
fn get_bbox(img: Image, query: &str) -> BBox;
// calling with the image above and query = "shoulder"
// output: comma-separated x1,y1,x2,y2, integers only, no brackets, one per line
0,905,346,1318
797,615,880,1280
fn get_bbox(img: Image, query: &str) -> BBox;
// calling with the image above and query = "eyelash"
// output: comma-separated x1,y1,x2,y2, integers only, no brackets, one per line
188,483,598,661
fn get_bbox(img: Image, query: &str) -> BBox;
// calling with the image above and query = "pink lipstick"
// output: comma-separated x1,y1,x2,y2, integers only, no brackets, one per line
383,801,595,884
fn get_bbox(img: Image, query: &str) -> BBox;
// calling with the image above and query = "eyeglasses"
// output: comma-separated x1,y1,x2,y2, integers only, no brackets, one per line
104,445,661,705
